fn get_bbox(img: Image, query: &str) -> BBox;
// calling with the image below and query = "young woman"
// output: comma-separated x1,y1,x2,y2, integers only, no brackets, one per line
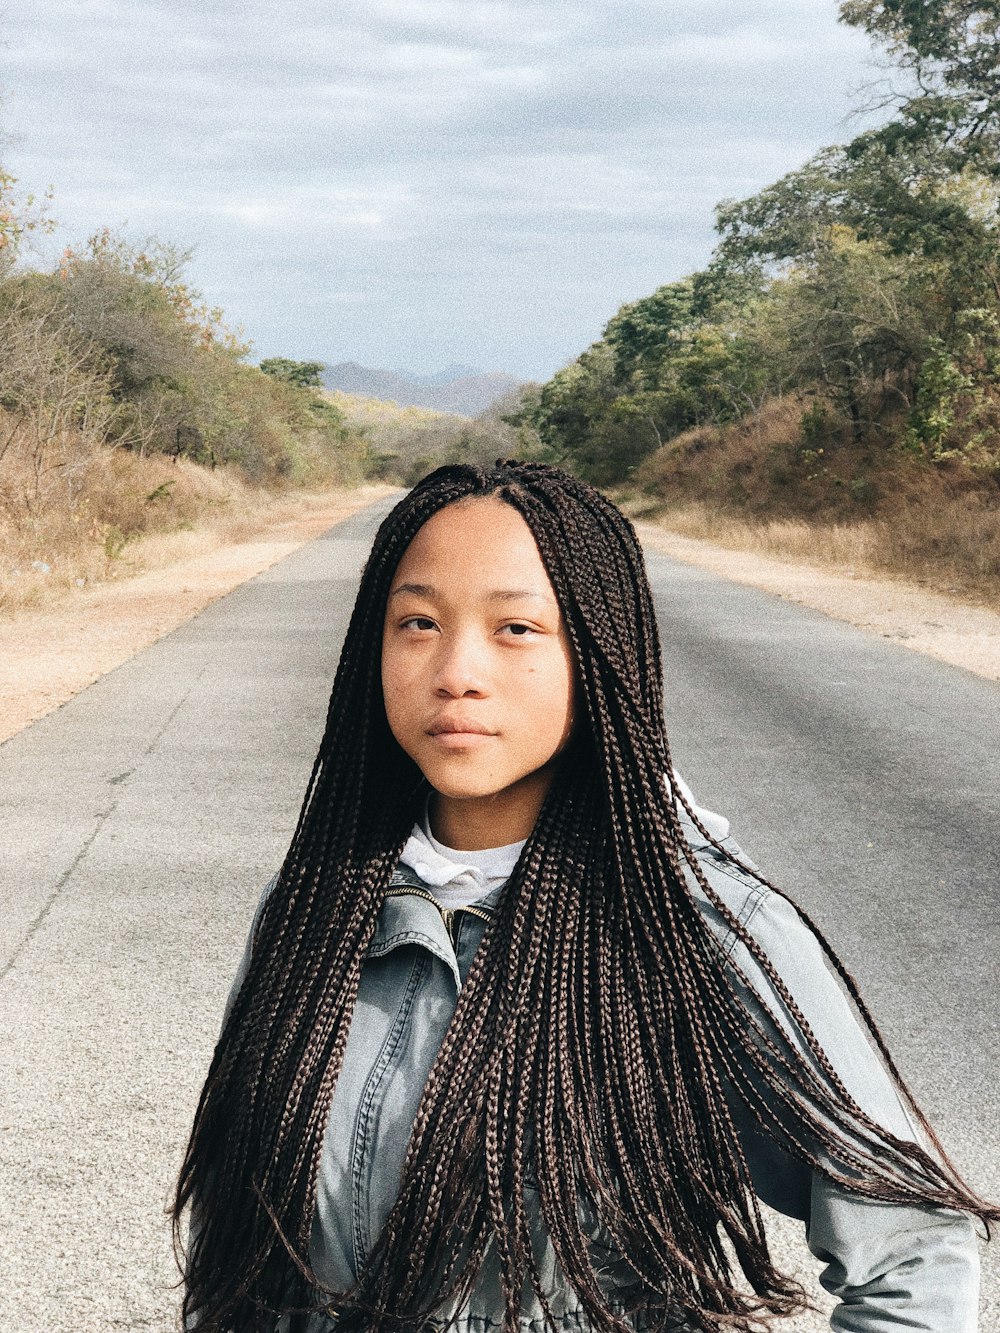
174,460,995,1333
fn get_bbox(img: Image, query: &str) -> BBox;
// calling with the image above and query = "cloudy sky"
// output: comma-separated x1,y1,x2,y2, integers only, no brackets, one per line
1,1,883,381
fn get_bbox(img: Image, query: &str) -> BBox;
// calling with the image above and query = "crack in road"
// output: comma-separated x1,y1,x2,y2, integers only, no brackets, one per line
0,673,204,985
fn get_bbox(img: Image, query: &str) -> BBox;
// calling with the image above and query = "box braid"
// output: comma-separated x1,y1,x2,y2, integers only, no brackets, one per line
173,460,997,1333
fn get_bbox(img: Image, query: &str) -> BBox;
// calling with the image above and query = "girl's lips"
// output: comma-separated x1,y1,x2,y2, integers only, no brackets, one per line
427,718,495,736
427,730,496,749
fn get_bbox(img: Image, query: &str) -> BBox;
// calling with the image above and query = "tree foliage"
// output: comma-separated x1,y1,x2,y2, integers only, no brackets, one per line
840,1,1000,173
531,7,1000,483
260,357,326,389
0,203,368,521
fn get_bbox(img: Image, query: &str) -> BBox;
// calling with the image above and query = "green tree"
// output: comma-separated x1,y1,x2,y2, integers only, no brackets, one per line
529,1,1000,486
763,227,934,435
259,357,326,389
531,344,646,483
713,136,1000,430
531,272,784,482
603,280,696,386
715,153,847,271
840,1,1000,173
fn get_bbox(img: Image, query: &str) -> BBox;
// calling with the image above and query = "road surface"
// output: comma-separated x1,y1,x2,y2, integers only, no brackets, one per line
1,495,996,1330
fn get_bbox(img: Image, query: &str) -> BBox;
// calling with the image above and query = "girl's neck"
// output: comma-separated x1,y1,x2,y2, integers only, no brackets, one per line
428,768,554,850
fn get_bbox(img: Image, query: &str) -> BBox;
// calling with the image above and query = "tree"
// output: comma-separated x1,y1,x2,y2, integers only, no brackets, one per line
509,3,1000,479
259,358,326,389
531,344,647,483
762,227,934,435
602,280,696,386
713,140,1000,433
840,1,1000,173
0,293,116,512
715,153,848,271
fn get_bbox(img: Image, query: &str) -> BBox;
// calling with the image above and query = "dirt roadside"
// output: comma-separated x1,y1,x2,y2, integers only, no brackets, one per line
633,519,1000,683
2,500,997,748
0,485,397,745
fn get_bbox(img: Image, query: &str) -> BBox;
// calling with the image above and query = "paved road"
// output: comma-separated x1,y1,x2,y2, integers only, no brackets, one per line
1,496,996,1330
650,551,1000,1327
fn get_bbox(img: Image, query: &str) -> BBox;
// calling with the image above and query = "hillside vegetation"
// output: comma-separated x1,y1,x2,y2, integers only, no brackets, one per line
330,388,543,486
0,196,376,612
523,1,1000,600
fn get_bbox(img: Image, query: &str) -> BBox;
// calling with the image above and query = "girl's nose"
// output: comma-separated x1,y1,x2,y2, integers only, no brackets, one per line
433,634,487,697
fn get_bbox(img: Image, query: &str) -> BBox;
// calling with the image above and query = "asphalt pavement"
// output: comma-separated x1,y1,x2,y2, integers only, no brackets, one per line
1,495,996,1330
650,549,1000,1329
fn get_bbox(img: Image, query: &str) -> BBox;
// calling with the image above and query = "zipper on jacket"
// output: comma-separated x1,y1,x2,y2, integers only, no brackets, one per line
384,884,493,948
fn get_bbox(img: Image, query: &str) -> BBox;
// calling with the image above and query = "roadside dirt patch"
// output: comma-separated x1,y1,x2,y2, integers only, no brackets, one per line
634,520,1000,683
0,486,396,744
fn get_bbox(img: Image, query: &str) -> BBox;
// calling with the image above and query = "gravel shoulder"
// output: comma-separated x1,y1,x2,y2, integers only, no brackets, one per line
633,520,1000,682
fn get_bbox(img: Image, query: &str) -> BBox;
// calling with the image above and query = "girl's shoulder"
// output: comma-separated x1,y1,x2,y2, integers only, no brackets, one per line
669,775,775,958
679,823,917,1141
678,822,841,1025
670,780,825,974
678,825,774,961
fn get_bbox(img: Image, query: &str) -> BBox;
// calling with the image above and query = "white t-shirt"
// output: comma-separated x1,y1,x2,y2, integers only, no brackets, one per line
396,774,729,909
397,803,526,908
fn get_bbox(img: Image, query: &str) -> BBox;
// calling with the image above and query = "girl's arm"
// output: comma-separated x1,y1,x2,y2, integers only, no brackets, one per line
718,869,980,1332
806,1173,978,1331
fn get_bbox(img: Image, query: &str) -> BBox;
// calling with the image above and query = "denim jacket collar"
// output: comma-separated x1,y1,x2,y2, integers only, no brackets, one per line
366,864,508,990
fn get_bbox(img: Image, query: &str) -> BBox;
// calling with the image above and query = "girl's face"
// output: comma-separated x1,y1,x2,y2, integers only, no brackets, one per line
381,496,578,850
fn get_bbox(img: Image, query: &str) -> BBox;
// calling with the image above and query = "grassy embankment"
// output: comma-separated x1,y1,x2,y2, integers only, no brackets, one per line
0,446,369,617
618,399,1000,606
0,387,525,617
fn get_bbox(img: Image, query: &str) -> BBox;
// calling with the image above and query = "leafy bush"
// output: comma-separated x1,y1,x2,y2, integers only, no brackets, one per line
0,220,368,517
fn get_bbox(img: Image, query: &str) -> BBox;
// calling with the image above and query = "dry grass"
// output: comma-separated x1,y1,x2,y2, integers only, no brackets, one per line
626,397,1000,607
326,390,458,433
0,448,369,616
621,495,1000,606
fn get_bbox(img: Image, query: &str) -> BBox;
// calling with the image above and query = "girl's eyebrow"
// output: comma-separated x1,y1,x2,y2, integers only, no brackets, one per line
389,582,555,605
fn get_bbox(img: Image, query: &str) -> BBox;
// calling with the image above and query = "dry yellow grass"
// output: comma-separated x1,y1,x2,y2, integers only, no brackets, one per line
0,449,371,617
326,390,458,432
622,499,1000,607
632,518,1000,683
628,396,1000,607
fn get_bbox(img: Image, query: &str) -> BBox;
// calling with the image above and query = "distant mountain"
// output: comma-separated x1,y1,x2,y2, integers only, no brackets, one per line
322,361,524,417
408,363,482,387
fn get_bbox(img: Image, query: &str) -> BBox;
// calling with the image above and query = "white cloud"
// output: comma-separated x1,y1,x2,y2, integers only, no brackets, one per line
1,0,884,378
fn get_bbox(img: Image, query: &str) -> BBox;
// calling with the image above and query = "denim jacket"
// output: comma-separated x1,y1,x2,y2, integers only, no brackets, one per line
223,812,979,1333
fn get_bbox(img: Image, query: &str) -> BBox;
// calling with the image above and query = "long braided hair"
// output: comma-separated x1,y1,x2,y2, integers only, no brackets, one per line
173,460,996,1333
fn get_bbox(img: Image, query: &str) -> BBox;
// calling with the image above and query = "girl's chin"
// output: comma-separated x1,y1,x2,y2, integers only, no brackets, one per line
428,781,511,802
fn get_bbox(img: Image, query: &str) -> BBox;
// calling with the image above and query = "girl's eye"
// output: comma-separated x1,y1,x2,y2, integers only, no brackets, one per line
500,623,536,638
401,616,437,632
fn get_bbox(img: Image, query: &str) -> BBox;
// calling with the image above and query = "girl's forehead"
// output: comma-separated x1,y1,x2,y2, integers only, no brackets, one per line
398,498,539,563
389,498,559,599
